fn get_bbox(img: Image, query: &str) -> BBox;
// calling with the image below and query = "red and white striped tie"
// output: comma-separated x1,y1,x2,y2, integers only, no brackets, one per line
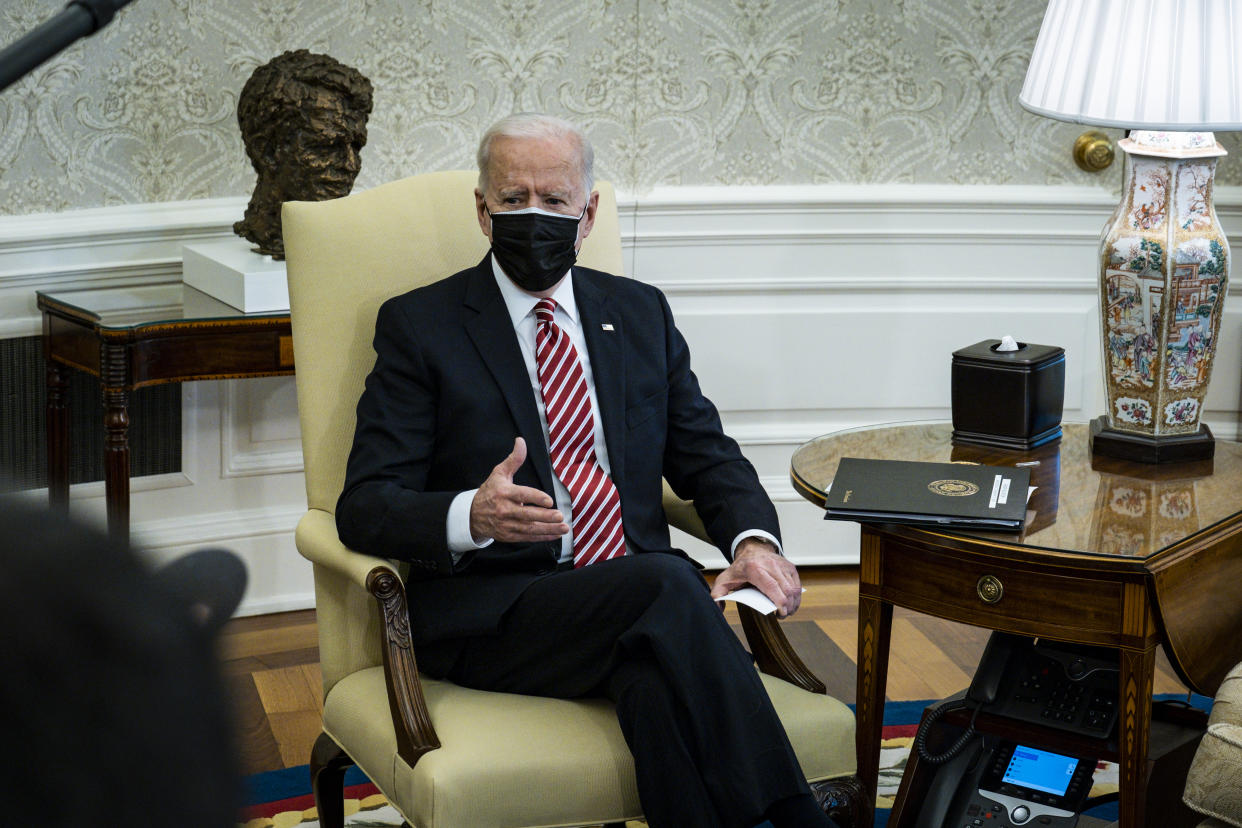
534,298,626,567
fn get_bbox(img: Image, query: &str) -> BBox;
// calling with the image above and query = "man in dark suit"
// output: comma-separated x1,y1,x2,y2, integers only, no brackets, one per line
336,113,835,828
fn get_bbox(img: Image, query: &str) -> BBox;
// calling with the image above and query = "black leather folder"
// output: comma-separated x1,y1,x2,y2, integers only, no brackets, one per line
822,456,1031,532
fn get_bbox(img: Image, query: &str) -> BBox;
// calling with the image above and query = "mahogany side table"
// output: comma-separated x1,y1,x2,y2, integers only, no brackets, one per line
38,284,294,543
791,422,1242,827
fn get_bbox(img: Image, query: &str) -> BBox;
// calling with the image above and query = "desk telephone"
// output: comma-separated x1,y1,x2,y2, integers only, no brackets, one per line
913,633,1120,828
967,632,1119,735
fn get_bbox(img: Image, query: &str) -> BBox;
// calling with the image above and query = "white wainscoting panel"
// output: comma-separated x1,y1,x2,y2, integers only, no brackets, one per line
6,184,1242,611
221,377,305,479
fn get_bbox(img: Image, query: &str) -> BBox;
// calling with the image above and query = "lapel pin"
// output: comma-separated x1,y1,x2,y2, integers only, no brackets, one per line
602,323,615,331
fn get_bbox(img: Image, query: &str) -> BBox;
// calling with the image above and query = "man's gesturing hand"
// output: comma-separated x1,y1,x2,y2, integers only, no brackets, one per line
709,538,803,618
469,437,569,545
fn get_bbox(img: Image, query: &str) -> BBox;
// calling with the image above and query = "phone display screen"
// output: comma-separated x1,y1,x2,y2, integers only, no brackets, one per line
1002,745,1078,796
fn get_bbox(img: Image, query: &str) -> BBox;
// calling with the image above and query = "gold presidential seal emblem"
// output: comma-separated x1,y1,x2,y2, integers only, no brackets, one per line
928,479,979,497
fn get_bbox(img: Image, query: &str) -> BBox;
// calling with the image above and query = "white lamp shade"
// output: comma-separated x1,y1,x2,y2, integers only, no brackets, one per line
1020,0,1242,130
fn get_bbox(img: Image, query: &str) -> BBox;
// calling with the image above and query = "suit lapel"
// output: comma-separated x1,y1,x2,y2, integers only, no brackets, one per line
463,257,555,494
575,270,627,487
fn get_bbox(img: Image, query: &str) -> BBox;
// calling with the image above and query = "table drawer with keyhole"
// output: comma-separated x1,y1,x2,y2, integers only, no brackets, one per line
869,534,1137,643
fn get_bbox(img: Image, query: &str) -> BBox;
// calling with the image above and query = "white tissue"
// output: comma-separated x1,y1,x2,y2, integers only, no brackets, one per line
997,335,1019,352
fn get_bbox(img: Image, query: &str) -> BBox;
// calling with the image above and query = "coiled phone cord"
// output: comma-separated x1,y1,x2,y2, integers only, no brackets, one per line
914,700,983,764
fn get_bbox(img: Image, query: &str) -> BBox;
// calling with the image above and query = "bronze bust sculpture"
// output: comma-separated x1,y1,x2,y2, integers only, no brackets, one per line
234,49,373,259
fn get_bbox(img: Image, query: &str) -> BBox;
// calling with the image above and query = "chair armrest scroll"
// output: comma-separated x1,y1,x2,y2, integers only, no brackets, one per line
738,604,827,694
366,567,441,767
297,509,394,589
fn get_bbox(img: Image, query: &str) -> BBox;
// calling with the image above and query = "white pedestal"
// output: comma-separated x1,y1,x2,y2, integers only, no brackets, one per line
182,238,289,312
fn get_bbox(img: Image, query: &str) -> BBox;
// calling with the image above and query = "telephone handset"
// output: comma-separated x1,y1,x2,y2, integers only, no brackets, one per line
967,632,1119,734
913,737,986,828
916,633,1120,766
968,631,1019,706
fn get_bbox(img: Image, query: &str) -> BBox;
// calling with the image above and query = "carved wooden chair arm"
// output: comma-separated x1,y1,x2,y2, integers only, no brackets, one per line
737,604,827,694
366,565,441,768
662,484,827,695
295,512,442,767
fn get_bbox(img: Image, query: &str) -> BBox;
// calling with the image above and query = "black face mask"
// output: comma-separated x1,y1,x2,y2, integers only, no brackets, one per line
487,206,583,293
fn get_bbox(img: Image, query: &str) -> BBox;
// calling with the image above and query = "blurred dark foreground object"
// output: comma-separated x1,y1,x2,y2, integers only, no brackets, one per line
0,498,242,827
154,546,248,634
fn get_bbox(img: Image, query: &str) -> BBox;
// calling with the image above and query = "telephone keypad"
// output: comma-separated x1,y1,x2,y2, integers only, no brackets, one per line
1005,658,1117,735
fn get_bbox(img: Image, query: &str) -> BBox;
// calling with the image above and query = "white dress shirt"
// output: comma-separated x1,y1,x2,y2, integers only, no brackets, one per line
446,260,780,564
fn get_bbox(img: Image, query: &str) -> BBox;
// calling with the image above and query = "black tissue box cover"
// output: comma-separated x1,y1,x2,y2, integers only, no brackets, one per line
951,339,1065,451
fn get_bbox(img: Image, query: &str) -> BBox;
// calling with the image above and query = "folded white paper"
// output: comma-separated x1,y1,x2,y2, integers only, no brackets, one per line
718,587,806,615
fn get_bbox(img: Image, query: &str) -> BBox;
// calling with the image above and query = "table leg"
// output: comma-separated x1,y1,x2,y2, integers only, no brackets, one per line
856,592,893,824
45,360,71,509
1118,644,1156,827
101,343,130,545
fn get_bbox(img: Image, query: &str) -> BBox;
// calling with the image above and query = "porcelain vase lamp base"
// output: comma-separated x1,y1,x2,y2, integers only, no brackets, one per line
1092,130,1229,464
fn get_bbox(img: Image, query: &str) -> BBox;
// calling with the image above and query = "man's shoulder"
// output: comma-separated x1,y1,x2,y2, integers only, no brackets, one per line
379,263,478,318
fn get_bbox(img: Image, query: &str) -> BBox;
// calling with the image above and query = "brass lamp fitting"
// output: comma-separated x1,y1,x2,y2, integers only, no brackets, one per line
1073,130,1115,172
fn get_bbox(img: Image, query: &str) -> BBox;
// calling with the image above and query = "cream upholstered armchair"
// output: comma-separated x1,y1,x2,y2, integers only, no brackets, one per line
282,170,863,828
1184,661,1242,828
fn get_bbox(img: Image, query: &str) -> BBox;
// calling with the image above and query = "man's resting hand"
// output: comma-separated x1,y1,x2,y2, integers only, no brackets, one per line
470,437,569,545
710,538,803,618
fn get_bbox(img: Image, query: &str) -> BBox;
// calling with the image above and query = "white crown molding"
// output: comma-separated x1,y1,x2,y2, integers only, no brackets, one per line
0,196,246,247
640,273,1105,295
0,196,247,337
619,182,1242,211
3,183,1238,251
0,259,182,292
0,199,242,288
0,182,1119,336
618,183,1242,295
619,183,1118,210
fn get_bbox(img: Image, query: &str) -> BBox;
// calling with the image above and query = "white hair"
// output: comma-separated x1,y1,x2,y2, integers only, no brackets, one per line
476,113,595,200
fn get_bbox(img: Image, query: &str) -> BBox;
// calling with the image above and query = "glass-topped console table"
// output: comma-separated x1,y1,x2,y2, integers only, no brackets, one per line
38,284,293,543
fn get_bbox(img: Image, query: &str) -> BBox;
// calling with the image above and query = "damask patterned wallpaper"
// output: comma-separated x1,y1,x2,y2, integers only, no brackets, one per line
2,0,1241,217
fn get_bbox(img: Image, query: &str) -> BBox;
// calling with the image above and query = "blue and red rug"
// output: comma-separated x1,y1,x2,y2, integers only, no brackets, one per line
240,695,1210,827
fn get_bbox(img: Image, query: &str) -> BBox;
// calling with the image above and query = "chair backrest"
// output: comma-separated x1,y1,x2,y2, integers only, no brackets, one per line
283,171,622,693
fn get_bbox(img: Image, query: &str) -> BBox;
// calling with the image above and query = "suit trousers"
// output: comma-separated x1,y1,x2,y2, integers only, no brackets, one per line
416,553,811,828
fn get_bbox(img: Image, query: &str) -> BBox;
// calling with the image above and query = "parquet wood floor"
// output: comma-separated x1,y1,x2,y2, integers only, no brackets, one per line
220,566,1192,776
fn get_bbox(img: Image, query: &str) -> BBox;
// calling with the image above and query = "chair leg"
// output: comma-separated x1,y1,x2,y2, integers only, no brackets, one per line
311,731,355,828
811,775,869,828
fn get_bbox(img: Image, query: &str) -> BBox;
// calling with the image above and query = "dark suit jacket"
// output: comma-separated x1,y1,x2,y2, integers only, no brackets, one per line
336,256,779,644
